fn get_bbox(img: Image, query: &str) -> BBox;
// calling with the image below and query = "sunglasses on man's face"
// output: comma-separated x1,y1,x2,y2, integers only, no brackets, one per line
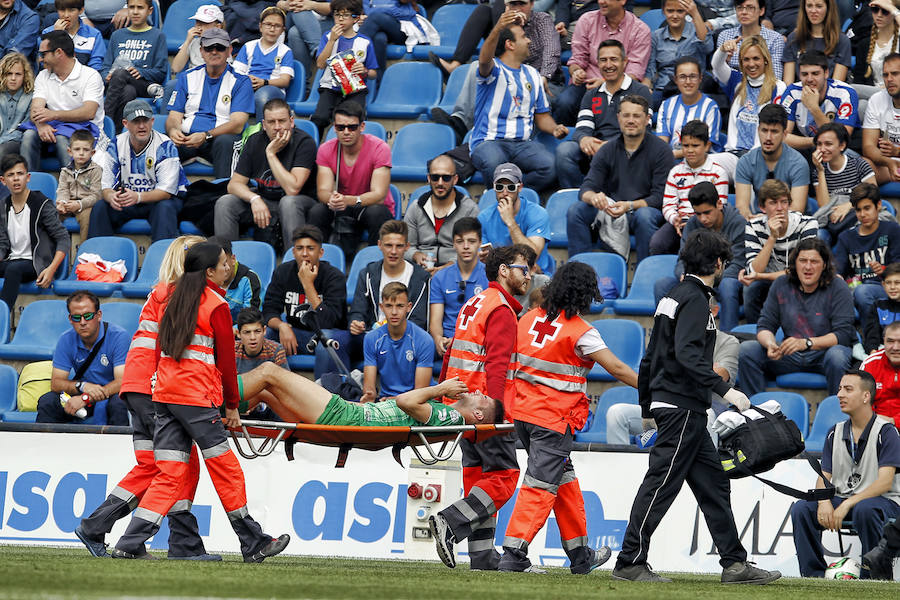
428,173,455,182
69,312,96,323
203,44,229,53
494,183,518,193
334,123,360,131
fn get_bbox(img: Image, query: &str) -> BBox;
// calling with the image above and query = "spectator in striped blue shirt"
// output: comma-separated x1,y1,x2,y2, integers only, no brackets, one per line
40,0,105,72
715,0,785,80
470,13,568,192
656,56,723,160
232,6,295,121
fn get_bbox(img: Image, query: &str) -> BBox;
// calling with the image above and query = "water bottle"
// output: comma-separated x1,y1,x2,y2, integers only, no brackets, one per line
60,392,89,419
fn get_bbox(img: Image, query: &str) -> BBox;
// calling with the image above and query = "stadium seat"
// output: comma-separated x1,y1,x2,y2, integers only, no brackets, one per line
0,299,70,360
53,237,139,297
164,0,222,53
294,118,319,145
367,63,443,119
546,189,579,248
0,301,8,344
121,238,173,298
324,120,387,142
0,363,21,422
100,302,142,339
569,252,627,312
436,66,469,113
774,371,828,390
291,69,323,116
534,128,573,155
282,243,346,272
806,395,841,452
28,172,57,200
12,253,69,296
613,255,679,316
640,9,665,30
587,319,644,381
345,245,384,304
477,187,541,212
410,4,478,59
232,240,276,292
390,184,402,219
749,391,810,437
284,60,307,106
119,220,152,235
573,385,638,443
880,182,900,198
390,123,456,181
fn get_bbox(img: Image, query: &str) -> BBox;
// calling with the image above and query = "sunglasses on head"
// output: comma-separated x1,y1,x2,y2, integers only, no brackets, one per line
428,173,454,182
494,183,518,193
334,123,360,131
69,312,96,323
204,44,229,52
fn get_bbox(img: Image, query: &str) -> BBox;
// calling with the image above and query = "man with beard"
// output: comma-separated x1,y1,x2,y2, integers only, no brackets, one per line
862,53,900,184
613,230,781,585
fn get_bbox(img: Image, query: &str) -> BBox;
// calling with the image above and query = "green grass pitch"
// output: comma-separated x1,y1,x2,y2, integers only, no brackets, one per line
0,546,897,599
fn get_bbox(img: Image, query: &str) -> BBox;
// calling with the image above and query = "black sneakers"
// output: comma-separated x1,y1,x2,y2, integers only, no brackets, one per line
244,534,290,563
110,548,157,560
429,514,456,568
612,563,672,582
74,525,108,558
721,561,781,585
573,546,612,574
862,539,897,580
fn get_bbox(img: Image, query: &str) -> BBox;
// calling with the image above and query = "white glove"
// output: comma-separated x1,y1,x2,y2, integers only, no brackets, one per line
724,387,750,412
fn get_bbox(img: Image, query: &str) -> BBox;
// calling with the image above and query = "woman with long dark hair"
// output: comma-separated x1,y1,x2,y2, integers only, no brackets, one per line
112,241,289,562
783,0,852,83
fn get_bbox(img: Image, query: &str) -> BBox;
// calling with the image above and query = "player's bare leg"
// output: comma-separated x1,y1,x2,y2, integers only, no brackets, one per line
238,363,332,423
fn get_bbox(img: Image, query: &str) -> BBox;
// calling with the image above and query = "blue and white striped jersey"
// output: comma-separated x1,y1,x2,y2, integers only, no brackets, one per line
102,130,188,195
167,64,255,134
233,39,295,80
471,58,549,150
781,79,860,137
656,93,723,152
316,33,378,90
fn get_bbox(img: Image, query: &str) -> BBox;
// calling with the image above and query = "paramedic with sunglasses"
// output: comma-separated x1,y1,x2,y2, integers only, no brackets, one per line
36,290,130,425
477,163,555,275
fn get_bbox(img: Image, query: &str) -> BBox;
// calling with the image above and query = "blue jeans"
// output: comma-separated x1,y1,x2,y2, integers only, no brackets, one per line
286,10,325,80
357,10,406,82
88,196,184,242
791,495,900,577
653,275,742,332
265,326,349,379
854,281,887,319
551,84,586,126
555,140,589,189
566,200,663,262
470,139,556,192
253,85,286,121
738,340,852,396
20,128,69,171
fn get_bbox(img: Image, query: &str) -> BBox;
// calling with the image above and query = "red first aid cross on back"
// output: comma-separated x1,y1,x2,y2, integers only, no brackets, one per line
528,314,561,348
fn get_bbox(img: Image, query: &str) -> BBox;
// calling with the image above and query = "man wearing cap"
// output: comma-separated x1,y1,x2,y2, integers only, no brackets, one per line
165,28,254,180
89,99,188,242
477,163,555,275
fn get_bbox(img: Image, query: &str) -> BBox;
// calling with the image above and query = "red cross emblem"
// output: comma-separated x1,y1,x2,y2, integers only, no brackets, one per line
528,315,561,348
458,296,483,331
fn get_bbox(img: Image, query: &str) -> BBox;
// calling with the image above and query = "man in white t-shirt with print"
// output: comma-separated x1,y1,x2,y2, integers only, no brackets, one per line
863,53,900,185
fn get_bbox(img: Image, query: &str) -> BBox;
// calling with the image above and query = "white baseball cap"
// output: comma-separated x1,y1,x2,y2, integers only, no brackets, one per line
191,4,225,23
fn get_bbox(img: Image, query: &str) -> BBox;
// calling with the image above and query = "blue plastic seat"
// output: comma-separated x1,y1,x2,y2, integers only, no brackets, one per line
640,9,665,30
390,123,456,182
477,187,541,212
546,189,579,248
15,253,68,296
100,302,142,340
411,4,478,59
806,395,842,452
587,319,644,381
324,120,387,142
164,0,222,53
232,240,276,292
284,60,306,106
574,386,638,443
294,117,319,145
121,238,174,298
880,182,900,198
282,243,345,272
569,252,627,312
534,129,573,155
28,172,58,200
0,300,70,360
0,301,8,344
613,255,679,316
389,184,403,219
0,364,22,422
748,391,810,437
345,245,384,304
291,69,323,116
53,237,139,297
774,371,828,390
436,66,469,113
367,63,443,119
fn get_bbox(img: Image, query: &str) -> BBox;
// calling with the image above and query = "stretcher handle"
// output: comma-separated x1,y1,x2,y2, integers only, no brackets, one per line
230,426,287,459
411,431,463,465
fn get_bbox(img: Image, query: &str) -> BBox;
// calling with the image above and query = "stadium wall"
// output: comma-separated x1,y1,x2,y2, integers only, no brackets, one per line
0,431,858,576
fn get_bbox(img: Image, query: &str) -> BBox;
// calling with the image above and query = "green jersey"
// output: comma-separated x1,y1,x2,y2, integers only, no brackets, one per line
316,395,465,427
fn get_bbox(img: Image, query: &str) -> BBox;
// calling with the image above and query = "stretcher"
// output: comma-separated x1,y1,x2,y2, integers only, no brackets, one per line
229,420,514,467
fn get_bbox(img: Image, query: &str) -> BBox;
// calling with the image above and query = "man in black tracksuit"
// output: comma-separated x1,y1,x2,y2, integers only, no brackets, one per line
612,230,782,585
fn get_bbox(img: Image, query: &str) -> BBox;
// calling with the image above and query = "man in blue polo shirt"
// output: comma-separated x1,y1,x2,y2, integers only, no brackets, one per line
478,163,554,276
165,27,254,179
35,290,130,425
361,282,435,403
429,217,490,357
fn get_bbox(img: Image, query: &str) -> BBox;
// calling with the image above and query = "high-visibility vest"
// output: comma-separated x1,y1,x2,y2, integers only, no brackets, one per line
121,282,171,396
444,286,516,399
154,287,226,407
508,307,594,434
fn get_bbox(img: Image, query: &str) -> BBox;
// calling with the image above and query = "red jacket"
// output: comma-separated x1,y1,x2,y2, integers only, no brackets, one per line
861,350,900,423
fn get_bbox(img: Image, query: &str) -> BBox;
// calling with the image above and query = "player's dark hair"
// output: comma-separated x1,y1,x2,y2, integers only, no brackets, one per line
797,49,830,71
292,225,324,246
485,244,532,281
263,97,292,118
333,99,365,122
787,238,836,289
55,0,84,10
381,281,409,302
618,94,649,114
680,119,709,144
850,182,881,209
159,241,224,361
680,230,732,277
674,56,702,77
735,0,765,12
812,121,849,148
379,219,408,241
41,30,74,58
427,153,457,175
758,179,790,206
208,235,232,255
883,262,900,279
758,103,787,129
331,0,362,16
66,290,100,312
688,181,720,209
884,320,900,337
69,129,95,147
845,369,877,403
452,216,481,240
496,26,519,56
541,261,603,320
597,39,626,59
236,307,265,330
0,153,26,175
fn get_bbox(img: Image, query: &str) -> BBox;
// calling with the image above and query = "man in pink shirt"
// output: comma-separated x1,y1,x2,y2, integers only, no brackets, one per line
554,0,651,126
313,100,393,260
